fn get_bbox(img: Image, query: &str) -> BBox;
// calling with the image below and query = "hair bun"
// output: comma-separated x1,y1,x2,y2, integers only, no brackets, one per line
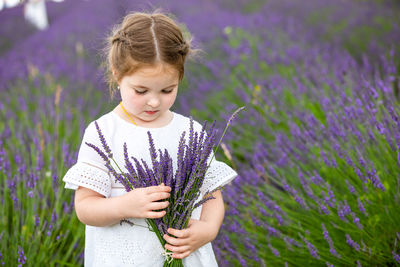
111,30,127,45
178,41,189,56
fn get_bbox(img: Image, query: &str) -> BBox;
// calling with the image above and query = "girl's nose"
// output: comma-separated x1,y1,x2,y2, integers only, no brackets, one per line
147,97,160,108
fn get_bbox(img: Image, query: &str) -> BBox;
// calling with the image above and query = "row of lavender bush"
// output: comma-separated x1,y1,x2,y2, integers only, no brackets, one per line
1,0,399,265
213,26,400,267
203,1,400,266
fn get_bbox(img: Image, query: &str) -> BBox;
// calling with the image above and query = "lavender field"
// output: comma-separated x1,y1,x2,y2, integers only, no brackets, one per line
1,0,400,266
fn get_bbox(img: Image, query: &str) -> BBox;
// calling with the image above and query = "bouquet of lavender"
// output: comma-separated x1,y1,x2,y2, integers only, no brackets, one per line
85,107,244,267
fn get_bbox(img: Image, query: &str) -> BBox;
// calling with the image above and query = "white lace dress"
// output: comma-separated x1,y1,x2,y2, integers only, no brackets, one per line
62,110,238,267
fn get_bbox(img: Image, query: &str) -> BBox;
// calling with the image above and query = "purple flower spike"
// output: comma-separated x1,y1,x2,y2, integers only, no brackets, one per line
393,251,400,264
142,159,159,186
164,150,174,187
227,106,246,127
188,117,194,159
174,131,187,194
85,142,110,164
18,246,26,265
345,234,360,251
268,244,280,257
94,121,112,158
298,232,320,259
123,143,139,187
147,131,158,168
305,238,320,259
321,223,341,258
193,192,216,209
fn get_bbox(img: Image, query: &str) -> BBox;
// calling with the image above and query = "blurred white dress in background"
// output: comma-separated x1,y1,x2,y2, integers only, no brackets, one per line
2,0,20,9
24,0,48,30
1,0,63,30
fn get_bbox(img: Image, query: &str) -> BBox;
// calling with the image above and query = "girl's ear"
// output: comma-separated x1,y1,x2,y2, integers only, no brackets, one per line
111,67,117,79
111,68,120,86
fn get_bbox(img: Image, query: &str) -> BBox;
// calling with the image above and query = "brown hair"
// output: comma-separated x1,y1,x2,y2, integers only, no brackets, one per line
102,10,199,99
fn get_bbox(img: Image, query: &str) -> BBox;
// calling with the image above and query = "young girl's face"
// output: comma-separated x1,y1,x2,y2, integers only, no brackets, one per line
118,63,179,124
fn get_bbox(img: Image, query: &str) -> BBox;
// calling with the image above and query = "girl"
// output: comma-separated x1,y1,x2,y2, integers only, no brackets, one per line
62,11,237,267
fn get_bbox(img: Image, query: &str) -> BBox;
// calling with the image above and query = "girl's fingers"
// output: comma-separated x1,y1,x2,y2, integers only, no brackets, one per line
167,228,189,238
163,234,184,246
172,251,191,260
145,184,171,194
148,191,170,202
149,201,169,210
165,244,190,253
146,210,166,219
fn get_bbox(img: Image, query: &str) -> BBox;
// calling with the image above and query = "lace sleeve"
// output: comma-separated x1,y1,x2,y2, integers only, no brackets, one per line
62,161,112,198
62,120,112,197
200,157,238,196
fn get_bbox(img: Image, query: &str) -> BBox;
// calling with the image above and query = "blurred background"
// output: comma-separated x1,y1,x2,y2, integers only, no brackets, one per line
1,0,400,266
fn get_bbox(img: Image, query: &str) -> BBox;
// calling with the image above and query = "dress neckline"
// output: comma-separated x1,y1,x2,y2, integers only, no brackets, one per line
110,110,177,130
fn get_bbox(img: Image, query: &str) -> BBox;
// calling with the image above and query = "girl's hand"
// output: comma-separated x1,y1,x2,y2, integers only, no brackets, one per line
163,219,218,259
119,183,171,219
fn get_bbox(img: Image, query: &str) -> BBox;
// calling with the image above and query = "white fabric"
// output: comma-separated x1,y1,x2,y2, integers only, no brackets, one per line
24,0,49,30
62,110,238,267
63,162,111,198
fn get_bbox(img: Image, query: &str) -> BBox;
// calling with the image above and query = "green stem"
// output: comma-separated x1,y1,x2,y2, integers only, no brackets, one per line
147,219,184,266
146,219,165,246
110,157,135,189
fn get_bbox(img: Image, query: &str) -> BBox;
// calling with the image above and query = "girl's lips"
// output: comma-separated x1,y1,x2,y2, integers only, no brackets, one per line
145,111,158,115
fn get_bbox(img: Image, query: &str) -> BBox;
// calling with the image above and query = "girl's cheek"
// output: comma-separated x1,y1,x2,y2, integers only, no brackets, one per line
128,93,139,102
167,94,177,105
131,96,145,108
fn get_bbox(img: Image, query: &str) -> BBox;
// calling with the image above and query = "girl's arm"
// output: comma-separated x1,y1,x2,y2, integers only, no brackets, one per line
163,190,225,259
198,190,225,240
75,184,171,227
74,186,125,227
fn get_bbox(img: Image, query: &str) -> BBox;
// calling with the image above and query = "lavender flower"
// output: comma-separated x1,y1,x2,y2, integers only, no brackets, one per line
283,236,298,251
147,131,158,166
351,212,363,229
318,201,330,215
393,251,400,264
310,172,324,185
268,244,280,257
193,192,216,209
18,246,26,266
94,121,112,158
282,181,308,209
267,225,281,237
345,180,356,194
34,215,40,227
85,142,109,164
357,198,367,216
174,131,187,194
299,233,320,260
346,234,360,251
321,223,341,258
227,106,246,127
123,143,139,188
337,200,351,221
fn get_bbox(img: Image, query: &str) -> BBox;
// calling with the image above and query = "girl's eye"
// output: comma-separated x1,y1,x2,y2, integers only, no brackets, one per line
134,89,174,94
